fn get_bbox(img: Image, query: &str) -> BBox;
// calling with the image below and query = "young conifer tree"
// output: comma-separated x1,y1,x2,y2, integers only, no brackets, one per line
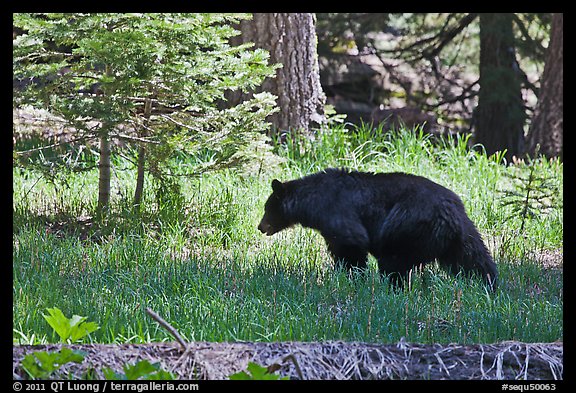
14,13,279,214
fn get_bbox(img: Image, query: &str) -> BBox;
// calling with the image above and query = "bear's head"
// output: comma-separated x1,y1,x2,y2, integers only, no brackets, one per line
258,179,291,236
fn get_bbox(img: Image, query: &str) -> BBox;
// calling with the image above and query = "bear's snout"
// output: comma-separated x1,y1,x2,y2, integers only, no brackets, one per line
257,222,266,233
258,221,275,236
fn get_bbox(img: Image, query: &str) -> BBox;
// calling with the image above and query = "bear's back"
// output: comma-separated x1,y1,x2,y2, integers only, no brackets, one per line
316,168,460,204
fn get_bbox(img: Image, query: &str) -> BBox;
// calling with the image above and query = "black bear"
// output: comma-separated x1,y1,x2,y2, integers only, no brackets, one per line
258,168,497,290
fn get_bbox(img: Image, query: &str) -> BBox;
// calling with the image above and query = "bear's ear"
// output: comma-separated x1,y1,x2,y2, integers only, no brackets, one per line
271,179,285,194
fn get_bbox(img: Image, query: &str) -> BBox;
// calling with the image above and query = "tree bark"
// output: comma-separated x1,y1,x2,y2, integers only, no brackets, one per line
133,98,152,207
474,13,526,161
97,64,113,215
230,13,326,137
133,146,146,206
97,131,111,214
526,13,563,159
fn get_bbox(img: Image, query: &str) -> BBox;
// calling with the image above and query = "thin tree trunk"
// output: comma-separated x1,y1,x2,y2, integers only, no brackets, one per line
229,13,326,137
526,13,563,159
133,98,152,207
133,146,146,206
474,13,526,161
97,64,113,215
97,131,111,214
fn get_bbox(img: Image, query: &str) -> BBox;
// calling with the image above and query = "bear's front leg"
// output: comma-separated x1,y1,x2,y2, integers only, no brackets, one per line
325,241,368,273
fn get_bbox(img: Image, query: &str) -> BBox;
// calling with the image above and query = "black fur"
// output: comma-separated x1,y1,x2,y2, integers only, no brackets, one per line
258,168,498,290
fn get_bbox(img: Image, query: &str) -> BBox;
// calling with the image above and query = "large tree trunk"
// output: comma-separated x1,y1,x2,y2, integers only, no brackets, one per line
230,13,326,137
526,13,563,159
474,13,526,161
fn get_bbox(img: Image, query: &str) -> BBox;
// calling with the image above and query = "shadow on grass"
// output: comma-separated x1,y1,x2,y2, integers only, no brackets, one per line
12,202,186,244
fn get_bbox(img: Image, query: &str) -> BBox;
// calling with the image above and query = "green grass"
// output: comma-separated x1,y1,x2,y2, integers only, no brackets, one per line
13,126,563,345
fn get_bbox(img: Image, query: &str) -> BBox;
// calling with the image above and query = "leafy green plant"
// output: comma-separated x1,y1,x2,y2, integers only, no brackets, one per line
103,360,175,380
19,308,174,380
43,307,99,344
21,348,86,380
229,362,289,380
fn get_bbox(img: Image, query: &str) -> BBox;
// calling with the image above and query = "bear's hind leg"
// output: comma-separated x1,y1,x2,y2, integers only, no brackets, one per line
437,235,498,291
376,254,416,290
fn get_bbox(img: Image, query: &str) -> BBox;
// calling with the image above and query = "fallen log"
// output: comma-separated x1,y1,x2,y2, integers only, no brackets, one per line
13,340,563,380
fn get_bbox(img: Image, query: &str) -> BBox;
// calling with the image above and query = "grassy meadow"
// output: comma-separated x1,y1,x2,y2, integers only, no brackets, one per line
13,126,563,345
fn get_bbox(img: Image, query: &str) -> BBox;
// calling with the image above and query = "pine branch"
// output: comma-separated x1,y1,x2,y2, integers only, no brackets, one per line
379,13,478,62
